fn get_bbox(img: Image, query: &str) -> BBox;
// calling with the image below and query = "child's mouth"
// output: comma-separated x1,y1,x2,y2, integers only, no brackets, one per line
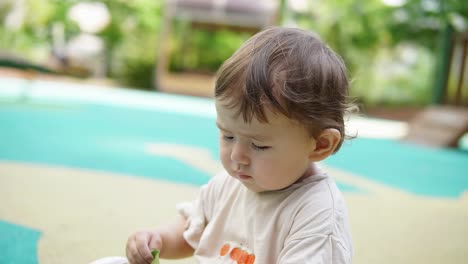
238,174,252,181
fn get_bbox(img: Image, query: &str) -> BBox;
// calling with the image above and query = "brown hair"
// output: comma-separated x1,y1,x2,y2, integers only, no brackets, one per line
215,27,354,153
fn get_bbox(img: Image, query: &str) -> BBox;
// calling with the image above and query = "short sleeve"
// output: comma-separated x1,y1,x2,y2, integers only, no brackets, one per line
278,234,351,264
176,172,228,249
278,180,352,264
176,199,206,249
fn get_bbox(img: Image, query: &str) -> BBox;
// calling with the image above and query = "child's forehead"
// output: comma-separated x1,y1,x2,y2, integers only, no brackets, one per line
215,99,300,131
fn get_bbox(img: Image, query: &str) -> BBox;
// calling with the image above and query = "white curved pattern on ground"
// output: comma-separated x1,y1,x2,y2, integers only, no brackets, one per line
145,143,223,176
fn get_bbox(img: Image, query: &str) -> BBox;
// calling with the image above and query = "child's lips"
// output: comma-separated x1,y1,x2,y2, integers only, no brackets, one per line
238,174,252,181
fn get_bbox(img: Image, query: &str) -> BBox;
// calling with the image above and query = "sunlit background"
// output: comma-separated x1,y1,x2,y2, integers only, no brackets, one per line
1,0,466,105
0,1,467,264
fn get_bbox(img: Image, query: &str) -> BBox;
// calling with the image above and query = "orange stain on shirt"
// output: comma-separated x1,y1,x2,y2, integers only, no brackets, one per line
230,247,243,260
220,243,230,256
238,251,248,263
246,254,255,264
219,244,255,264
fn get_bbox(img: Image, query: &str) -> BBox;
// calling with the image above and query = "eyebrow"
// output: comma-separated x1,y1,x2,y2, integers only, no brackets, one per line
216,122,269,141
215,122,227,131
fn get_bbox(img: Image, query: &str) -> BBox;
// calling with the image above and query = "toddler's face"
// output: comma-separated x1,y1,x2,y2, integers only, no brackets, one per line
215,99,317,192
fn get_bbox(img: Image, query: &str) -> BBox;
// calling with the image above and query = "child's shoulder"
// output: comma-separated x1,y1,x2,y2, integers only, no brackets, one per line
290,173,346,214
285,174,349,236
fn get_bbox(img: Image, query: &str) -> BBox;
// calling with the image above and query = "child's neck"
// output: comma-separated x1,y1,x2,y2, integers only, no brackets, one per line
296,162,322,183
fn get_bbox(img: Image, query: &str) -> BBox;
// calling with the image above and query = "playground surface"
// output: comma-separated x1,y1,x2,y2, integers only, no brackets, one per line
0,76,467,264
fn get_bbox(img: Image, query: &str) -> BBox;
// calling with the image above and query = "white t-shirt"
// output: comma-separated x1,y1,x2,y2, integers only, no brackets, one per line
177,170,353,264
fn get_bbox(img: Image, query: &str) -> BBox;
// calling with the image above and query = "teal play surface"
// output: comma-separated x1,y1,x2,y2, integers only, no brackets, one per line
0,220,42,264
1,77,466,197
0,76,467,263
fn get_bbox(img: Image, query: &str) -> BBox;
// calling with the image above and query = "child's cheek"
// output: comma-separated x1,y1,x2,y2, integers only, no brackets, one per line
219,147,232,169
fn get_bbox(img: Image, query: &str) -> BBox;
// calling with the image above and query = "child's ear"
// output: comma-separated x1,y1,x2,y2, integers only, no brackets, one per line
309,128,341,162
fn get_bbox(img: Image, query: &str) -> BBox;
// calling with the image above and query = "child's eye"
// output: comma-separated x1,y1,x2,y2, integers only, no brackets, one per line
252,143,270,151
223,135,234,141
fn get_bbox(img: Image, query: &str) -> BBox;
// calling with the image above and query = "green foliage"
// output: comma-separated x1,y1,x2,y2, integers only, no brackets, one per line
387,0,467,49
169,27,250,73
112,31,157,90
360,45,434,106
292,0,467,106
0,0,466,105
97,0,162,88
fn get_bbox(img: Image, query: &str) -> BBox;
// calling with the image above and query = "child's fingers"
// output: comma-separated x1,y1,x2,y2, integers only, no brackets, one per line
135,232,154,263
148,232,162,252
126,235,148,264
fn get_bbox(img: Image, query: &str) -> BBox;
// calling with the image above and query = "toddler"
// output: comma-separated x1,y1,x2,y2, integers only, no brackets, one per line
97,26,353,264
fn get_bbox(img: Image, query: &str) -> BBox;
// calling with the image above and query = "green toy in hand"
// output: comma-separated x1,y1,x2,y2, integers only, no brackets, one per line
151,250,160,264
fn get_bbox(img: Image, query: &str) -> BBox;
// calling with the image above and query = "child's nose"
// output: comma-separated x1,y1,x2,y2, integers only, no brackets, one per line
230,142,249,165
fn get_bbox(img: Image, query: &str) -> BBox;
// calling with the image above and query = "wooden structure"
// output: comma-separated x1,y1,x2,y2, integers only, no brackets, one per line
404,28,468,148
403,106,468,148
154,0,279,96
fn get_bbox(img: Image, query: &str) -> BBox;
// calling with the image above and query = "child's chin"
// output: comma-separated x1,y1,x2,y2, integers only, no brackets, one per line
242,182,266,193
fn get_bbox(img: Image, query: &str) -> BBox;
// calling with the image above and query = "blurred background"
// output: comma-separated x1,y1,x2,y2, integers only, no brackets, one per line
0,0,467,264
0,0,466,105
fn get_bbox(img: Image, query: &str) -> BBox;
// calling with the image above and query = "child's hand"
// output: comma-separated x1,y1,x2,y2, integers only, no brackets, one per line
126,230,163,264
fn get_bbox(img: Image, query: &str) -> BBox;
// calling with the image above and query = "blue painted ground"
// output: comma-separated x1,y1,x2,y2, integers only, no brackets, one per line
0,101,215,186
0,220,42,264
1,98,466,197
327,138,467,198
